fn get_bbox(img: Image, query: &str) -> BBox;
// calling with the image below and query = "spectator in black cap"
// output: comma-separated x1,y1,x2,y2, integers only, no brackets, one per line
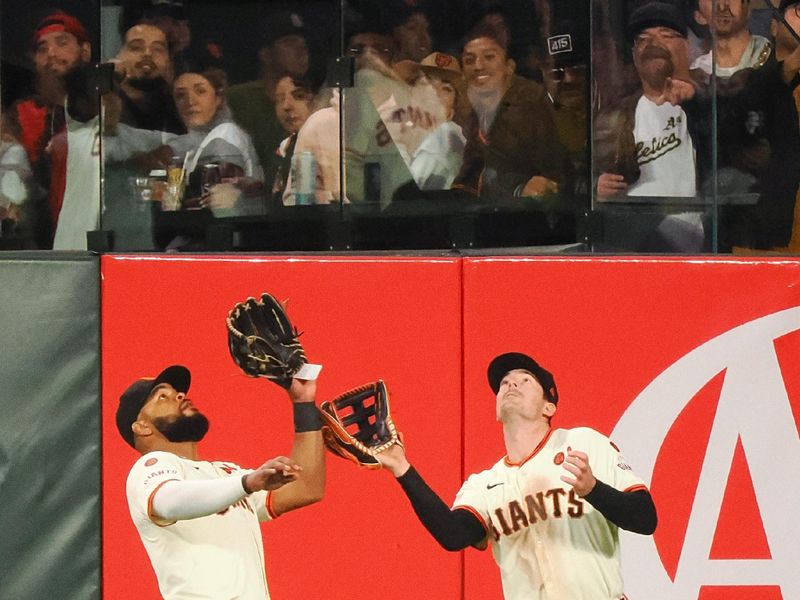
368,351,656,599
593,0,710,251
542,2,591,200
227,10,311,187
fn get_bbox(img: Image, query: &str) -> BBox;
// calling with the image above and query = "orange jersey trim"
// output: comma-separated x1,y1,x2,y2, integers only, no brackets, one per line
266,490,279,520
624,484,649,493
146,479,180,527
504,428,554,467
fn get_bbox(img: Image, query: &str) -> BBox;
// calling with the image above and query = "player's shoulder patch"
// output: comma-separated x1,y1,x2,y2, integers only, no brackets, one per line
129,451,182,486
136,450,179,467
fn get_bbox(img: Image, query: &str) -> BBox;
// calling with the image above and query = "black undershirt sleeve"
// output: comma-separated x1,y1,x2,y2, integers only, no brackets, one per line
396,465,488,551
583,479,658,535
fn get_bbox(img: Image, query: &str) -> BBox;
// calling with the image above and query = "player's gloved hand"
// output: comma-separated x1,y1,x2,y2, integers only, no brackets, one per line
559,449,597,496
243,456,302,493
319,380,402,469
226,293,307,389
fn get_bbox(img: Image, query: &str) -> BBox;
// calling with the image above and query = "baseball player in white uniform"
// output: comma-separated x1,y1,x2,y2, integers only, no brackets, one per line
377,352,657,600
117,365,325,600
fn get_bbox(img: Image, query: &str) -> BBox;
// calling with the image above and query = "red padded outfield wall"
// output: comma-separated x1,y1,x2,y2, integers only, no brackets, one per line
101,255,800,600
101,256,465,600
461,257,800,600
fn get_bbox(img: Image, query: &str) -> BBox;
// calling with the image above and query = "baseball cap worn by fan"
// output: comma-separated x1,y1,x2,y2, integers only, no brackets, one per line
627,1,687,41
116,365,191,448
394,52,462,84
547,20,588,68
487,352,559,404
31,11,89,49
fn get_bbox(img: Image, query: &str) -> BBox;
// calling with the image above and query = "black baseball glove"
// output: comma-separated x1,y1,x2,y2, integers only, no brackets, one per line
226,293,306,389
319,380,401,469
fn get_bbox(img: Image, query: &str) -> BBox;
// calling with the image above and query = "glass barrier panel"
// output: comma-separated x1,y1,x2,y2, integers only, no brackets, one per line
12,0,799,253
100,0,339,251
710,0,800,254
1,1,101,250
591,0,713,253
339,0,591,251
591,0,800,255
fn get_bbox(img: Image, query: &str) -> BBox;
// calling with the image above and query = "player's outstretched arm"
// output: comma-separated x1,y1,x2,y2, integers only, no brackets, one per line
378,445,487,552
270,378,325,516
151,457,300,523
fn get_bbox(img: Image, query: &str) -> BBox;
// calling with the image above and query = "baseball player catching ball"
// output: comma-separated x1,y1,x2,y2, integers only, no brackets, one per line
116,365,325,600
376,352,657,600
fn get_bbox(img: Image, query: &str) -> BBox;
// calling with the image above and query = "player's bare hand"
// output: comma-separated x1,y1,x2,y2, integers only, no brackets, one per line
288,377,317,404
245,456,302,492
596,173,627,199
376,437,410,478
559,450,597,497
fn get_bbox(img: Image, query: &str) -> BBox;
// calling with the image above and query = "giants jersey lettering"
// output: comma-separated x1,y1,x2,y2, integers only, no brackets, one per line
126,451,274,600
453,427,646,600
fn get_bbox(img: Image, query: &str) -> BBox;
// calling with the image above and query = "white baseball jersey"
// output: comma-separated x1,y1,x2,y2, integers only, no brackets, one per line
453,427,646,600
126,451,275,600
627,95,696,198
53,113,101,250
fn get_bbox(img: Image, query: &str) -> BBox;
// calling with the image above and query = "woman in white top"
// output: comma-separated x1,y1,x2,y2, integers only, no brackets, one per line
106,67,264,215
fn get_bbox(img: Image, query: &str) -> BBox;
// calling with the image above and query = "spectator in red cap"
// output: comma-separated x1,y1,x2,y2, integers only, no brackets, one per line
6,10,93,248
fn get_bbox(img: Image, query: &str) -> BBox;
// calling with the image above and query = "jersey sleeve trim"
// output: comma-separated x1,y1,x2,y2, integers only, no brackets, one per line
452,504,490,550
624,484,649,493
266,490,279,520
147,479,180,527
453,504,489,533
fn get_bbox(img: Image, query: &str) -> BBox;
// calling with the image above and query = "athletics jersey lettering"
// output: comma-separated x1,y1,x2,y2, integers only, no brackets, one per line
635,132,681,166
491,488,585,540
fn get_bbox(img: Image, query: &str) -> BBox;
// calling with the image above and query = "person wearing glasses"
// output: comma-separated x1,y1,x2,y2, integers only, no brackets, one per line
542,5,591,204
594,1,708,252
